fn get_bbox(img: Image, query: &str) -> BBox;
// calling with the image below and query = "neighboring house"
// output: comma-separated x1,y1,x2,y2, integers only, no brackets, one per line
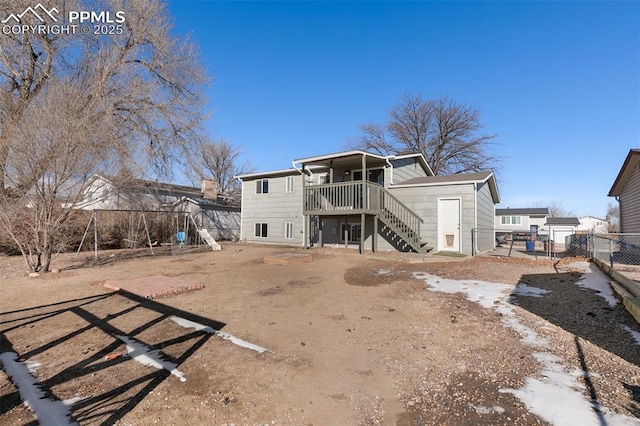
495,207,550,237
74,175,241,241
608,149,640,234
235,150,500,255
577,216,609,234
545,217,580,248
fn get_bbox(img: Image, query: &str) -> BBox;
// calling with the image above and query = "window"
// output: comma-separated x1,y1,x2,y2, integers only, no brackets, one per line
285,176,294,193
254,223,268,238
256,179,269,194
501,216,522,225
340,223,362,242
285,222,294,239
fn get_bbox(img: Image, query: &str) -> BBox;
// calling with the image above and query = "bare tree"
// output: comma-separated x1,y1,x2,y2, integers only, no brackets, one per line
186,138,255,201
0,0,209,272
349,94,500,175
534,200,575,218
606,203,619,232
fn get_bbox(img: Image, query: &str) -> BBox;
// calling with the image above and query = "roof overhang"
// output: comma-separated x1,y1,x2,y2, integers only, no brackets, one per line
293,150,388,166
234,168,301,181
391,172,500,203
608,149,640,196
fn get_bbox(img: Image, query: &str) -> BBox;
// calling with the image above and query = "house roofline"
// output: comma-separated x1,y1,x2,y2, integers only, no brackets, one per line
608,149,640,196
293,150,388,164
388,153,435,177
391,171,500,203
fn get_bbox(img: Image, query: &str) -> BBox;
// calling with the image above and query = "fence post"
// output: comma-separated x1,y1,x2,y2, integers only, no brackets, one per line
609,238,613,269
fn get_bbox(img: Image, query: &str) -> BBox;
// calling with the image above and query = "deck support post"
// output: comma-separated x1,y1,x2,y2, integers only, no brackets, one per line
302,164,308,250
360,213,365,255
318,218,323,248
373,215,378,253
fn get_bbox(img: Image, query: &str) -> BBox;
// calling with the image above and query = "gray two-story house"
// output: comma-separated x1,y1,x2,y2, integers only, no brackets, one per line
236,150,500,255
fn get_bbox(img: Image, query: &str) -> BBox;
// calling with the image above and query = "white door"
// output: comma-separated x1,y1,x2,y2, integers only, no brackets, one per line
438,198,461,252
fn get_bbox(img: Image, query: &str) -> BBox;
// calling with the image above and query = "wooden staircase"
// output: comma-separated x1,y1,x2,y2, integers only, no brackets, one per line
304,181,425,252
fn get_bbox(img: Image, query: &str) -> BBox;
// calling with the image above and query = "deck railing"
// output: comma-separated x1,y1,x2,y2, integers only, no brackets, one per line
304,181,423,251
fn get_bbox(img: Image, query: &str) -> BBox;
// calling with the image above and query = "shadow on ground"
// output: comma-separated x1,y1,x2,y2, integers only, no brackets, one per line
512,271,640,367
0,291,225,424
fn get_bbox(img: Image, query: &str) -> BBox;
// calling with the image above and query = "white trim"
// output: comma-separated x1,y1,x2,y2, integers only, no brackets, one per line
236,168,298,180
390,176,493,189
387,153,435,176
294,150,387,164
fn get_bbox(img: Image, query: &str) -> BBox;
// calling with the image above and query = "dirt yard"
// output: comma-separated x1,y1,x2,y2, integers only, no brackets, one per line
1,244,639,425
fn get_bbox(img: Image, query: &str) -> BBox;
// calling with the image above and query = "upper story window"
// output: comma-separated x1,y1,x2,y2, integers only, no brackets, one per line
256,179,269,194
501,216,521,225
285,175,294,193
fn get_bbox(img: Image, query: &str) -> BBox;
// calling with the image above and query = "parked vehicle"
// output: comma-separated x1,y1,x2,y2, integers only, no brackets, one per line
495,234,508,247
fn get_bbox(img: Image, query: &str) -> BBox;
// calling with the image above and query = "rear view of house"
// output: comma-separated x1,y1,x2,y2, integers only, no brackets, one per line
236,150,500,255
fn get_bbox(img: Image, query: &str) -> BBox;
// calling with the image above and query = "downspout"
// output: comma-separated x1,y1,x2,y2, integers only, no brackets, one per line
615,195,621,233
473,182,478,255
385,156,394,186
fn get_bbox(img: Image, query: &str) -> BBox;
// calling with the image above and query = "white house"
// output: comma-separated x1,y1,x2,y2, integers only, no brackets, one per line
74,175,241,242
495,207,549,238
577,216,609,234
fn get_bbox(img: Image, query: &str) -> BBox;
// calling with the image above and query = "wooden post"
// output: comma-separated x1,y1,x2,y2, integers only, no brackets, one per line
361,154,367,209
93,210,98,260
360,213,365,255
373,216,378,252
302,164,308,250
319,218,323,248
329,160,334,184
344,218,348,250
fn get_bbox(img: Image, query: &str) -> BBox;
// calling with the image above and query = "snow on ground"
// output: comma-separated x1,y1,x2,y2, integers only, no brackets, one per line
115,335,187,382
623,325,640,346
0,352,78,425
412,271,640,426
564,261,619,307
171,316,272,354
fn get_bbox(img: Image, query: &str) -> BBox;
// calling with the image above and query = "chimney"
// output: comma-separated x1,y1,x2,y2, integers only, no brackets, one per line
201,179,218,200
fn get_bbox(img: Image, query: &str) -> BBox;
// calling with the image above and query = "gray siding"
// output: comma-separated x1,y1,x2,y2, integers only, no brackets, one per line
620,165,640,233
390,158,428,184
476,181,495,252
389,184,476,254
241,174,304,245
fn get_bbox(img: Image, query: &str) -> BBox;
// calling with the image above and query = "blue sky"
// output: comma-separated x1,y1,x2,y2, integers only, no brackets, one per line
167,1,639,218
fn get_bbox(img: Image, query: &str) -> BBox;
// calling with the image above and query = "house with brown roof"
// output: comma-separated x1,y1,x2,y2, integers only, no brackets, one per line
235,150,500,255
74,175,241,241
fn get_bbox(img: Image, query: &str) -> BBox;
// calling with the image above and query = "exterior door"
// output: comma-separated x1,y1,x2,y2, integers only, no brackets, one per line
438,198,461,252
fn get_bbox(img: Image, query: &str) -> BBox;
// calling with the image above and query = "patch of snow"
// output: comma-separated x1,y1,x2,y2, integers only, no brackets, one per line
375,269,391,275
25,360,41,374
0,352,78,425
622,325,640,346
412,271,640,425
115,335,187,382
468,403,505,414
170,316,215,334
565,261,618,307
171,316,272,354
512,283,551,298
